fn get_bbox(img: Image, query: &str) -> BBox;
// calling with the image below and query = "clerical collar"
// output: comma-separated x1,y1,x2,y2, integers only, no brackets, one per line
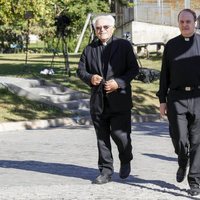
184,37,190,41
100,37,113,46
102,42,107,46
182,34,195,41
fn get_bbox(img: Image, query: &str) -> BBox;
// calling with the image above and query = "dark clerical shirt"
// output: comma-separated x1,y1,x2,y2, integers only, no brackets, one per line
96,37,113,79
157,33,200,103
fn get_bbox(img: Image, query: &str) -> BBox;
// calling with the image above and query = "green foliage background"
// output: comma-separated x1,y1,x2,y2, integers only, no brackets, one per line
0,0,110,52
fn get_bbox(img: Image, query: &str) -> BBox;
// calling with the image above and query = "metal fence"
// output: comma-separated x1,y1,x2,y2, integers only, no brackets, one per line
133,0,200,27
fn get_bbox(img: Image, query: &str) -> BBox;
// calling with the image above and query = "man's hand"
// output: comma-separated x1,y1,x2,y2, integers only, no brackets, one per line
160,103,167,117
104,79,119,93
91,74,103,86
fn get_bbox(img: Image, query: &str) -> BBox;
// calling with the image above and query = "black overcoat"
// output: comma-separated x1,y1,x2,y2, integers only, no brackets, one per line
77,37,139,115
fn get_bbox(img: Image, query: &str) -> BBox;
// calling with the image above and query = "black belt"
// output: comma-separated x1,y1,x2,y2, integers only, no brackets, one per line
172,86,200,91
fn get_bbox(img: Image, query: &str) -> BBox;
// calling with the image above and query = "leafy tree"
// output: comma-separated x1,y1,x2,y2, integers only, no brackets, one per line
0,0,110,52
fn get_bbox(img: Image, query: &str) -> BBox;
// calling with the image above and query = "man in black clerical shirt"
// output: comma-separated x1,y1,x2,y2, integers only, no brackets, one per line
157,9,200,196
77,14,139,184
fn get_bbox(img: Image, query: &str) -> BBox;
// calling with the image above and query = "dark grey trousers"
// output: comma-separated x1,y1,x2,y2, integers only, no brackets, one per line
167,90,200,187
91,109,133,176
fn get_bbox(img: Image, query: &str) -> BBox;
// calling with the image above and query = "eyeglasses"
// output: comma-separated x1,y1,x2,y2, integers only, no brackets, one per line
95,25,112,31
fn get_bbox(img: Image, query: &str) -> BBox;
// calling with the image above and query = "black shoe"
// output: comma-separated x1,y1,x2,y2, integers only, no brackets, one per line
176,167,187,183
188,185,200,196
92,174,111,184
119,162,131,179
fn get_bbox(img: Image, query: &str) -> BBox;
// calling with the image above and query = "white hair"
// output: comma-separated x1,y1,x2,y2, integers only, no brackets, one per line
92,14,115,28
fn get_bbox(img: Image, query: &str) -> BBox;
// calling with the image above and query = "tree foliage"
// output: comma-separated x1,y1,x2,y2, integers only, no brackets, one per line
0,0,110,52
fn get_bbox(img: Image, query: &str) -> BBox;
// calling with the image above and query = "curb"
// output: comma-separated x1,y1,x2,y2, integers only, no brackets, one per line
0,114,167,132
0,117,77,132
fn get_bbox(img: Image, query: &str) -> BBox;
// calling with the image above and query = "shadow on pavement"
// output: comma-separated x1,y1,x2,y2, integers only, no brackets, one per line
0,160,197,199
142,153,177,162
0,160,98,181
132,122,169,138
116,176,199,200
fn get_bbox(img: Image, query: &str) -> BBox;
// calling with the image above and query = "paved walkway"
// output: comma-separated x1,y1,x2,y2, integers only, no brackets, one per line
0,76,198,199
0,122,199,200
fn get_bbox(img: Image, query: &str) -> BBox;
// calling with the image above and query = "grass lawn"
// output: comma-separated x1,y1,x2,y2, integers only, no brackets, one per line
0,52,161,122
0,87,69,122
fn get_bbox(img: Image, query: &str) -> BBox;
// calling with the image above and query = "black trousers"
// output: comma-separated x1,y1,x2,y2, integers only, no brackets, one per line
167,90,200,187
91,102,133,176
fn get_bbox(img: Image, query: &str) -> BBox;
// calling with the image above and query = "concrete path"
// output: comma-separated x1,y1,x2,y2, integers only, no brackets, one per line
0,122,198,200
0,76,197,199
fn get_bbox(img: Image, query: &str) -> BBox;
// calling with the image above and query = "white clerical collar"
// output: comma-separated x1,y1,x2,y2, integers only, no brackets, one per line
100,37,113,46
183,33,195,41
184,37,190,41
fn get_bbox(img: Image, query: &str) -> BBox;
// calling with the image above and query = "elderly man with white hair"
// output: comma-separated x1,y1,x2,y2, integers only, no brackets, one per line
77,14,139,184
